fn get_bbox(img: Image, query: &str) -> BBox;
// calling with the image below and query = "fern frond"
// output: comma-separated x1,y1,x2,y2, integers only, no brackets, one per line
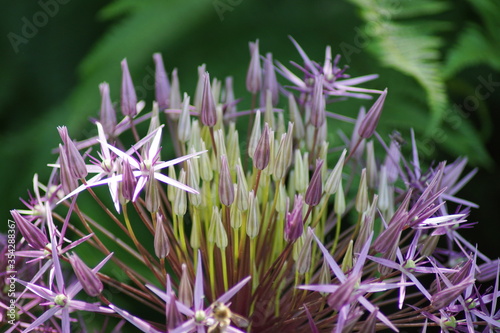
347,0,450,129
443,24,500,78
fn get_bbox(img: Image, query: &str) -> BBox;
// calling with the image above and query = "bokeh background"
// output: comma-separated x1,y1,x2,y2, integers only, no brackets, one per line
2,0,499,260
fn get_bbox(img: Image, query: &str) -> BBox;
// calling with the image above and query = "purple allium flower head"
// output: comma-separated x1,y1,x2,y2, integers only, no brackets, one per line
246,39,262,94
305,159,324,207
10,210,48,250
284,195,304,242
68,252,104,297
358,88,387,139
120,59,138,117
99,82,117,135
201,72,217,127
153,53,171,110
253,122,270,170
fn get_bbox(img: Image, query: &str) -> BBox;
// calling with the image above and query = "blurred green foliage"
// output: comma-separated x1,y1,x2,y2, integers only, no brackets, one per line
2,0,499,233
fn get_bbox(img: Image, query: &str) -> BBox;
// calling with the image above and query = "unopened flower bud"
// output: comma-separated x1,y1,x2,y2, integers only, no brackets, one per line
355,169,368,213
99,82,117,135
190,210,201,249
358,88,387,139
305,159,324,207
153,53,171,110
310,75,325,128
231,206,243,230
173,169,187,216
68,253,103,297
377,166,390,212
276,182,287,214
166,291,182,329
11,210,48,250
219,155,234,206
120,59,138,117
154,213,170,258
201,72,217,127
262,52,279,106
325,149,346,195
167,166,177,202
194,64,207,112
294,150,308,193
179,264,193,308
208,207,228,249
431,277,474,310
236,162,249,212
349,107,367,160
187,160,201,207
341,240,354,273
145,180,160,213
178,93,191,143
199,141,213,182
334,181,346,215
297,229,313,274
384,140,401,184
285,195,304,242
121,159,136,202
224,76,237,116
253,123,270,170
246,40,262,94
58,126,88,180
58,144,78,195
170,68,181,113
248,111,261,158
273,134,288,180
227,125,241,167
246,190,260,239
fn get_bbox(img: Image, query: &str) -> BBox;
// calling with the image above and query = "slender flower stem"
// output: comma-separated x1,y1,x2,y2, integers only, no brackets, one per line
128,115,140,142
345,137,362,164
253,169,262,194
331,213,342,255
178,215,188,255
221,249,229,291
122,204,163,284
209,126,218,157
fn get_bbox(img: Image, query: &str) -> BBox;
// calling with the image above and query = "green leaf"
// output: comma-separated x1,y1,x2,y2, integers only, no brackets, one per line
443,24,500,78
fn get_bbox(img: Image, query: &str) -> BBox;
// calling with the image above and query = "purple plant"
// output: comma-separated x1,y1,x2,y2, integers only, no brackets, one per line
2,37,498,333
